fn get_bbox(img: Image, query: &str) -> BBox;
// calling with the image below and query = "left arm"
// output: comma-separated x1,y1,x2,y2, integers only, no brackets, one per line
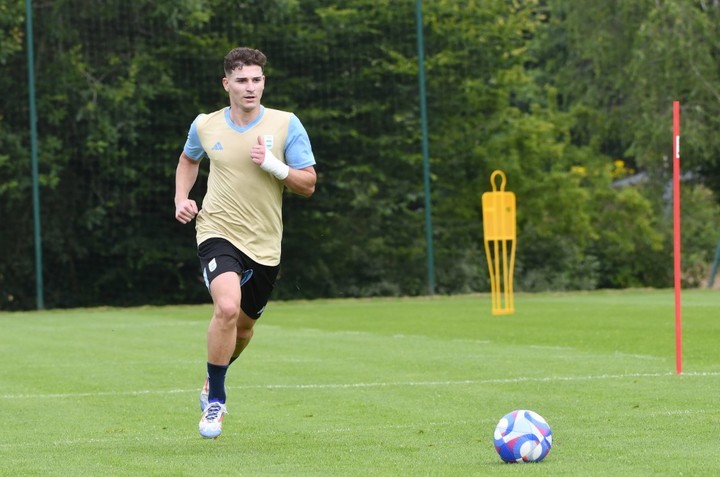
283,165,316,198
251,135,317,198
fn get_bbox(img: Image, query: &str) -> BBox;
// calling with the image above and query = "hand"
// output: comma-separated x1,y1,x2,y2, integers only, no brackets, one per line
250,136,266,166
175,198,199,224
251,136,289,180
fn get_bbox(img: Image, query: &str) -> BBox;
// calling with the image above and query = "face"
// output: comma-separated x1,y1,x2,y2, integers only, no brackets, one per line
223,65,265,112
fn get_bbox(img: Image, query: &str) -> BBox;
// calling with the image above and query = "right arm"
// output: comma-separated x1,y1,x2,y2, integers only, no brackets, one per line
174,151,200,224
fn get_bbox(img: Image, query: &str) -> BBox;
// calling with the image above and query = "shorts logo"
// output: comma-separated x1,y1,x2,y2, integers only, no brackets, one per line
264,135,274,150
208,258,217,272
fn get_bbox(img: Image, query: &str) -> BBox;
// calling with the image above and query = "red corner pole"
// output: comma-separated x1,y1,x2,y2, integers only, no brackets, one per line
673,101,682,375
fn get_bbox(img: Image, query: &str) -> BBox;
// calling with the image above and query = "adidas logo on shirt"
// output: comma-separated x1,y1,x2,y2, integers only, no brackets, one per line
212,141,223,151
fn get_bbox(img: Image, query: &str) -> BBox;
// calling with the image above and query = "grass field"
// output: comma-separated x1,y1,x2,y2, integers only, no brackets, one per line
1,289,719,476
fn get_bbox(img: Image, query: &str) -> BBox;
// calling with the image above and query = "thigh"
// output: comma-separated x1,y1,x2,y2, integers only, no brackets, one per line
209,271,242,313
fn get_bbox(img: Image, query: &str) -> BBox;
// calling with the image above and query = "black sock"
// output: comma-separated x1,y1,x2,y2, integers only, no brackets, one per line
207,362,229,404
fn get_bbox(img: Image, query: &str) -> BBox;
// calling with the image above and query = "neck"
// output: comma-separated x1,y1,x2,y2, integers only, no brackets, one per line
228,105,261,127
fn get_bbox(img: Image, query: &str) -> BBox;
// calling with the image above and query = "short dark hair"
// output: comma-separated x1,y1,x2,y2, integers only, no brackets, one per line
224,48,267,76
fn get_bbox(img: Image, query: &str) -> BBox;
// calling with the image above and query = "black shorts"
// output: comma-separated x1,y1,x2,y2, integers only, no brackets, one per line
197,237,280,319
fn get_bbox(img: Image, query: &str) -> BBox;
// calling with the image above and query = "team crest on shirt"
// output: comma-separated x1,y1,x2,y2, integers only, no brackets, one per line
263,135,274,150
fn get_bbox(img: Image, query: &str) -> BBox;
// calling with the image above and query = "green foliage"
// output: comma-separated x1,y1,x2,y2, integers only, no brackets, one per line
590,186,666,288
677,184,720,286
0,0,24,64
626,1,720,180
527,0,720,291
2,0,720,309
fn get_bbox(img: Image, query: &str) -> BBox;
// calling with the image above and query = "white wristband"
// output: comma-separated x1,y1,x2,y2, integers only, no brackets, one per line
260,150,290,180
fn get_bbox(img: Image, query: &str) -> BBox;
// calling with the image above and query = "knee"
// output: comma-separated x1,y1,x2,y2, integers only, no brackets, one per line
214,298,241,324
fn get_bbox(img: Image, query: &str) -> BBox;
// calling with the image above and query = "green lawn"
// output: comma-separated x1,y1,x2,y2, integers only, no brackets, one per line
1,289,718,476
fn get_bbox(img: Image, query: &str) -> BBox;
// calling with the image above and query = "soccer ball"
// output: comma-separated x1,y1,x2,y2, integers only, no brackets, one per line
493,410,552,463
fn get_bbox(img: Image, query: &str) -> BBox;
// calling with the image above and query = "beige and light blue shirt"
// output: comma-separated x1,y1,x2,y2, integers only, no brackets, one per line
183,106,315,266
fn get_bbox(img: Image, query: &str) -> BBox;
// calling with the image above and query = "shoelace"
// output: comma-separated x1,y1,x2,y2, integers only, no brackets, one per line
204,403,224,421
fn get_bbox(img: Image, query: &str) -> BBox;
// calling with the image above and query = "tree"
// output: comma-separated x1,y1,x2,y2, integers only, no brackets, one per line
534,0,720,288
4,0,718,310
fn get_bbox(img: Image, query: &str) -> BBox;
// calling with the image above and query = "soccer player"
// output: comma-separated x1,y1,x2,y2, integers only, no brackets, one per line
174,47,317,439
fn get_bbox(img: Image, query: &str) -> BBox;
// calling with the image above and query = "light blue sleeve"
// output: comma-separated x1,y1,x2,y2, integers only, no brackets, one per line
285,114,316,169
182,116,206,161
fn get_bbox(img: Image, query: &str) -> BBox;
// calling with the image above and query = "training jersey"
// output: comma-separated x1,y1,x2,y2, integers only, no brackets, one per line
183,106,315,266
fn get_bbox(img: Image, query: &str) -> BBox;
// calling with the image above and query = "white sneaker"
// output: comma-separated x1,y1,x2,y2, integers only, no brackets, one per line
199,402,227,439
199,377,209,412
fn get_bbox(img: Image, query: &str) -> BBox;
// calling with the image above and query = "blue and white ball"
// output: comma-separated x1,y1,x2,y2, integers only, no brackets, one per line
493,410,552,463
